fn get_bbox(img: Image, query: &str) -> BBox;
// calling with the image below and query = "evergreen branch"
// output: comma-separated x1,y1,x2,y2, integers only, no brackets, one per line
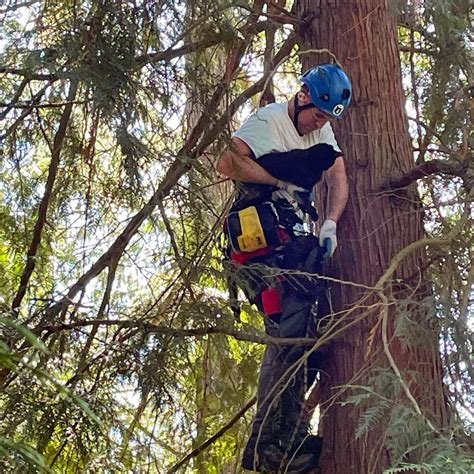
0,82,51,141
11,79,79,313
356,399,391,439
0,77,28,120
375,228,466,291
44,33,297,318
384,463,436,473
0,67,58,81
167,396,256,473
36,319,319,347
374,220,471,430
135,20,279,69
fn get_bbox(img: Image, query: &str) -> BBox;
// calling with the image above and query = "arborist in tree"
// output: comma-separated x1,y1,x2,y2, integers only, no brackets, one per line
217,64,352,473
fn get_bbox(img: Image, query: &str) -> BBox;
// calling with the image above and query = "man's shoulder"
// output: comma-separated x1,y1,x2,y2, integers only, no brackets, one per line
246,102,287,123
234,102,287,137
258,101,287,117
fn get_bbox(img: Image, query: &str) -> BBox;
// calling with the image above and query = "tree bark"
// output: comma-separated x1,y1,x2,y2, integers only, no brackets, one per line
293,1,450,472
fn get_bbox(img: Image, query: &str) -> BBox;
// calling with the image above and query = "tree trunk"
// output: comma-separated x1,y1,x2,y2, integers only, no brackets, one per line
293,1,450,472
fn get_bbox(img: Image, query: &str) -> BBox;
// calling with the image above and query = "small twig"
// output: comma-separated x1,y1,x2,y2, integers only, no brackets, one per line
0,82,51,141
0,77,28,119
158,199,195,299
0,100,86,109
167,396,256,473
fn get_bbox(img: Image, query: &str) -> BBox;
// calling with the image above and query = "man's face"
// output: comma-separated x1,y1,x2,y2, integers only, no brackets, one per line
297,106,333,134
296,89,333,134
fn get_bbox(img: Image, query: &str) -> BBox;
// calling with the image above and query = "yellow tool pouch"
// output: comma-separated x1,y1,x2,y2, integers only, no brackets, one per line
226,202,283,253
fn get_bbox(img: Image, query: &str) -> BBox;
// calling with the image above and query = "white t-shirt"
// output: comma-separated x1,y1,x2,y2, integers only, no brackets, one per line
232,102,341,224
233,102,341,159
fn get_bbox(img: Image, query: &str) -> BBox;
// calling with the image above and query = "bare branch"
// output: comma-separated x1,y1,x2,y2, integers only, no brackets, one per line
0,1,42,14
167,396,257,473
0,77,29,120
0,67,58,81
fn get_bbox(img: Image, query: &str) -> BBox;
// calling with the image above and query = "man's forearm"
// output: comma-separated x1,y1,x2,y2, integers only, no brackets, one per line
219,150,278,186
326,182,348,222
324,156,349,222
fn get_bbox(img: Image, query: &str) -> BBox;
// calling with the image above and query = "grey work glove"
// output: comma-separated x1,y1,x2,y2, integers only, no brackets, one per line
275,179,309,203
275,179,318,222
319,219,337,259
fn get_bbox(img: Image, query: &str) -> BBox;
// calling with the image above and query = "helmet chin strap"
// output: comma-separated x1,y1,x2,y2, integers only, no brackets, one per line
292,94,316,137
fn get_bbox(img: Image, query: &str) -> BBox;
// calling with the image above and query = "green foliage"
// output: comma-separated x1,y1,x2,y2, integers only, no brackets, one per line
344,381,474,474
0,313,103,471
0,0,471,472
0,437,52,473
356,399,392,439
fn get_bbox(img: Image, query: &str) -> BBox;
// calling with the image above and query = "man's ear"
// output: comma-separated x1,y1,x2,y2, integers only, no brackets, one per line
297,86,312,106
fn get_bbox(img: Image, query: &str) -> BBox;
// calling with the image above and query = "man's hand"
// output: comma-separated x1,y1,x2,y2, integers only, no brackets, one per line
319,219,337,259
275,180,319,221
275,179,309,202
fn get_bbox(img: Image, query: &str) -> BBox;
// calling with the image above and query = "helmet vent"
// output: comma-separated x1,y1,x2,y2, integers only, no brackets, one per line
342,89,351,100
320,93,330,102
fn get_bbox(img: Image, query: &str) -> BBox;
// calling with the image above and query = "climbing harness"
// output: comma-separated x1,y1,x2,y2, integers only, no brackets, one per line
226,201,288,254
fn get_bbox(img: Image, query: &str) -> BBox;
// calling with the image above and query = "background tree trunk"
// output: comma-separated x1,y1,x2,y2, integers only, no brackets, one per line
294,1,450,472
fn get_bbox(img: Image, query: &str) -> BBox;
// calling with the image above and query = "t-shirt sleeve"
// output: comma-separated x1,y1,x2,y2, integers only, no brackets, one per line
232,110,279,159
318,123,341,153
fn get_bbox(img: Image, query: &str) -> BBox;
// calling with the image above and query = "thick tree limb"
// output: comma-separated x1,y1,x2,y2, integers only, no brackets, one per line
135,20,283,69
11,80,78,312
381,158,469,191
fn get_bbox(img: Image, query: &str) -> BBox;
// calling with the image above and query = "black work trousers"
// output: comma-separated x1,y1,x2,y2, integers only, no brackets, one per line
244,236,323,450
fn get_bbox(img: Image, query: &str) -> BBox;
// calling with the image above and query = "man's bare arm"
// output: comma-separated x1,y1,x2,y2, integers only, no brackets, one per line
323,156,349,222
216,138,278,186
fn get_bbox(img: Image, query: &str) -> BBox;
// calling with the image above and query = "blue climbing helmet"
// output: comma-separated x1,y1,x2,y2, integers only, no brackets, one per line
300,64,352,119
